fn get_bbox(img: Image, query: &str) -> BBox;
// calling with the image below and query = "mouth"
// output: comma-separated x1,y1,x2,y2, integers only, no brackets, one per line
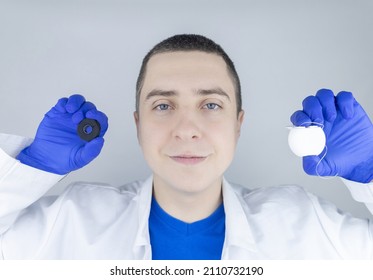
169,155,208,165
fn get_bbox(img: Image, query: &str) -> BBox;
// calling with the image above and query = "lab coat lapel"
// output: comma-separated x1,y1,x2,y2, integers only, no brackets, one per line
221,178,258,259
133,176,153,259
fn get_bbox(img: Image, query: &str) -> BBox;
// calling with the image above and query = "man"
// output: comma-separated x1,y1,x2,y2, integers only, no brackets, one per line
0,34,372,259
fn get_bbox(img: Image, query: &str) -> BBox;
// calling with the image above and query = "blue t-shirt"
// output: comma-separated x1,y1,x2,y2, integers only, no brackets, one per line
149,197,225,260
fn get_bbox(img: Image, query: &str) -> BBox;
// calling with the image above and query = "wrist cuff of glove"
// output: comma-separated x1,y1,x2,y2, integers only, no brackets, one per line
16,147,68,175
348,157,373,183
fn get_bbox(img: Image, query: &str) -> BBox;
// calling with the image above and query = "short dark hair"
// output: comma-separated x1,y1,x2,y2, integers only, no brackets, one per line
135,34,242,115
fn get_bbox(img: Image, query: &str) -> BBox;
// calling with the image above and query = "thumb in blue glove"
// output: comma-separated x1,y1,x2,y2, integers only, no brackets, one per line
17,94,109,175
290,89,373,183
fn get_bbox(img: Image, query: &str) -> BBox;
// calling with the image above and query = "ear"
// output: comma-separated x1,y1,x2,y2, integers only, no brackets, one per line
134,111,140,143
236,110,245,137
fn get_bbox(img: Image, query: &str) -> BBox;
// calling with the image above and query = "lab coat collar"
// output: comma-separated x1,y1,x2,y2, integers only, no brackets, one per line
133,176,258,259
133,176,153,259
221,178,258,258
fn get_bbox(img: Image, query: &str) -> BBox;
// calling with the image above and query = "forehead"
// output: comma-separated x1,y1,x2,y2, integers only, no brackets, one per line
141,51,235,97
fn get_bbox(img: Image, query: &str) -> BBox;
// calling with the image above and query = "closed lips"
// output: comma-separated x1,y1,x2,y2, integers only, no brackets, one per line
169,155,208,164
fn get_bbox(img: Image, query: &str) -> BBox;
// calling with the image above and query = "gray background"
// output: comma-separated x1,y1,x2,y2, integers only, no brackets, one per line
1,0,372,218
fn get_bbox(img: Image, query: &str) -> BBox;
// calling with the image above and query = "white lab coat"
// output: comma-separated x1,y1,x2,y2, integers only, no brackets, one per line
0,133,373,259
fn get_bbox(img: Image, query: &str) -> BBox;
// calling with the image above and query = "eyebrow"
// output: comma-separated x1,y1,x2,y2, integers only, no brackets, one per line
197,88,231,102
145,89,178,100
145,87,231,102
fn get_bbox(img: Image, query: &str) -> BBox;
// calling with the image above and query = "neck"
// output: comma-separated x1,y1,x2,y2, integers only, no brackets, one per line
152,175,223,223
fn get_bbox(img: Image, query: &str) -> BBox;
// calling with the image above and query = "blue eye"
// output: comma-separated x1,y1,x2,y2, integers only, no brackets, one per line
155,104,170,111
204,103,221,110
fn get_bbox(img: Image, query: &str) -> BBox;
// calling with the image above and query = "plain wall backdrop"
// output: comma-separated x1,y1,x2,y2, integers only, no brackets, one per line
1,0,372,218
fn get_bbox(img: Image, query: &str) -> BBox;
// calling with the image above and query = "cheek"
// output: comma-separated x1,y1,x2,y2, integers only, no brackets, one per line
138,120,168,153
207,121,239,152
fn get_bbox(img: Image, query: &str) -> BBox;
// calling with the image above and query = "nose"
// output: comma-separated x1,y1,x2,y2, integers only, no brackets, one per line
172,112,202,141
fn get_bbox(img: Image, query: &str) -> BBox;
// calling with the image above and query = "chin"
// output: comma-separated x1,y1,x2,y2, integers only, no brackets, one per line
161,170,223,193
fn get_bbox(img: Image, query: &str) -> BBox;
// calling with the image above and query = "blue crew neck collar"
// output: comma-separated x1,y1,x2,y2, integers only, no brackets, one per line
151,196,225,236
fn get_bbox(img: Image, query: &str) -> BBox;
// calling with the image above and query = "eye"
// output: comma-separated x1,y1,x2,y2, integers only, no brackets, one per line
154,103,171,111
203,103,221,110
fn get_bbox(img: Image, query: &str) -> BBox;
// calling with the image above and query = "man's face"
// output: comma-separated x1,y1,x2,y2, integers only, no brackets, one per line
135,51,244,194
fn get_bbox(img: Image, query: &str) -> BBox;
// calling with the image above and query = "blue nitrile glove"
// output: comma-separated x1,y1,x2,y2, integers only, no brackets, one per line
290,89,373,183
17,94,109,175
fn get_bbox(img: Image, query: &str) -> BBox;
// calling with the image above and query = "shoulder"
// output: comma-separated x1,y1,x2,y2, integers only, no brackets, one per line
64,180,143,201
230,182,309,200
228,182,314,212
56,180,146,217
